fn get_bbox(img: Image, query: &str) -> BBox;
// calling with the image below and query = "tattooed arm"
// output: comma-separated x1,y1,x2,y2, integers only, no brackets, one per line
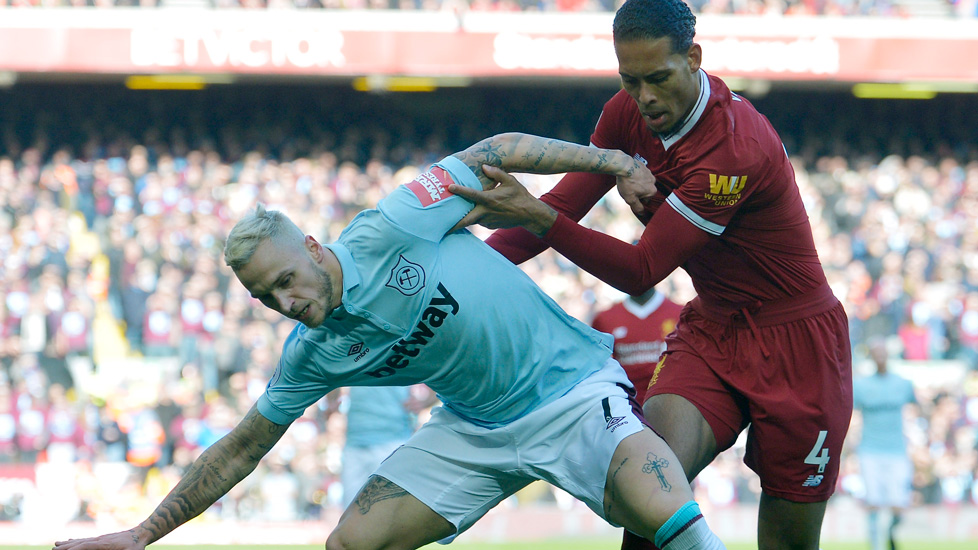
53,405,290,550
449,133,654,236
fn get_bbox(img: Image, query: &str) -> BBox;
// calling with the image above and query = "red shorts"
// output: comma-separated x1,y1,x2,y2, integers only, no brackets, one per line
646,285,853,503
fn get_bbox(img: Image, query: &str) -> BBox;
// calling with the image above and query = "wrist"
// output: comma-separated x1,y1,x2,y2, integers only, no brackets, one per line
526,203,558,238
615,151,638,177
133,523,158,546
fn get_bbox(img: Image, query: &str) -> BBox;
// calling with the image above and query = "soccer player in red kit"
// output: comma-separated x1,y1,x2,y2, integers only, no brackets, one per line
591,287,682,405
448,0,853,548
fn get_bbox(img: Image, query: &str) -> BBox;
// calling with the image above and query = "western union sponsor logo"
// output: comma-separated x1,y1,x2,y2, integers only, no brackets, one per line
709,174,747,195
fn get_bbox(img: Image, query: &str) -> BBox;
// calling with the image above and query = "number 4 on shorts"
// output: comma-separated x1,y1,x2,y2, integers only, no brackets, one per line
804,430,830,474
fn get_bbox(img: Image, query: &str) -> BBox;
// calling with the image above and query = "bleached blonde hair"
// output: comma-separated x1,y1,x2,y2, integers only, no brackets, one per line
223,203,305,271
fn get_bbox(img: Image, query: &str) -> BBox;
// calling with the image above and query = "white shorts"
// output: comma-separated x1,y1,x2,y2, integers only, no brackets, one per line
341,440,406,508
374,359,643,539
860,453,913,508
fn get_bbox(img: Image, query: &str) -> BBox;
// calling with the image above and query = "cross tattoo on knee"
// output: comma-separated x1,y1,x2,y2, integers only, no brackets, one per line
642,452,672,492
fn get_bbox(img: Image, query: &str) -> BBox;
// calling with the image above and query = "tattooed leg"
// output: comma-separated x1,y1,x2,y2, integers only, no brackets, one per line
354,476,411,515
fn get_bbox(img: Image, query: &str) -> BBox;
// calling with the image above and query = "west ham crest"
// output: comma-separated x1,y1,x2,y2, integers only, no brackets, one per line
386,255,426,296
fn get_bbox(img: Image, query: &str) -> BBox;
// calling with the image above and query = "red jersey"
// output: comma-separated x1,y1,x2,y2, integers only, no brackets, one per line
489,71,828,311
591,292,683,404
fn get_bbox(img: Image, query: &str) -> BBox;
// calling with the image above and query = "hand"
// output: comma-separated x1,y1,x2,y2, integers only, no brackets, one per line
54,529,149,550
448,165,558,237
615,160,657,221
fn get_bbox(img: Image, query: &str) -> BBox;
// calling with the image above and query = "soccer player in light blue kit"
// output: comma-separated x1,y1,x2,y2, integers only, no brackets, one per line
853,338,917,550
53,133,725,550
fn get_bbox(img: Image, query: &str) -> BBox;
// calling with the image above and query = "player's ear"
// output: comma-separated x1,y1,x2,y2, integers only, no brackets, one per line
305,235,324,260
686,43,702,73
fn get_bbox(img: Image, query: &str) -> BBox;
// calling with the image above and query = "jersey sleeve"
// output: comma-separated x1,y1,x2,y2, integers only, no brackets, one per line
257,328,335,425
666,133,782,233
542,203,711,296
485,95,627,265
377,155,480,242
485,171,617,264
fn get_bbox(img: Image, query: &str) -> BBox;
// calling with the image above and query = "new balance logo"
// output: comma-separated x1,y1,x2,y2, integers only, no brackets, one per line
802,475,823,487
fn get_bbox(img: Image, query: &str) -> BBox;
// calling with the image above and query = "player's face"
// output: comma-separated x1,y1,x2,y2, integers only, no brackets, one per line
615,37,702,136
234,236,340,328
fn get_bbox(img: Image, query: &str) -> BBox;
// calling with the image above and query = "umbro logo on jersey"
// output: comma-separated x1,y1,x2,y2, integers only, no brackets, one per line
348,342,369,362
601,397,628,432
802,475,824,487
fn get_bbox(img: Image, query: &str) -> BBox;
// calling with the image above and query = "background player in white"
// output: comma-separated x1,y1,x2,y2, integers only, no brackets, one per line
53,133,725,550
853,338,917,550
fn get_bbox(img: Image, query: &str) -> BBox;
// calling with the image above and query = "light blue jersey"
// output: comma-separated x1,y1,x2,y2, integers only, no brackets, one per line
853,371,916,455
257,156,615,428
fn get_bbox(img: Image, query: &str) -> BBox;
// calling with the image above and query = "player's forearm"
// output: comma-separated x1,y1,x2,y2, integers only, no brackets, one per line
133,410,278,545
458,133,637,179
133,437,259,544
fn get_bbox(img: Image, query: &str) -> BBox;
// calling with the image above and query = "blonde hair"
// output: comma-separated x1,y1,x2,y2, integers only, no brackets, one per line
224,204,305,270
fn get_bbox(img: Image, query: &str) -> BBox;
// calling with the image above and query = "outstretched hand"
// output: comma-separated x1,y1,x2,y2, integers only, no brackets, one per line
448,165,558,237
54,529,148,550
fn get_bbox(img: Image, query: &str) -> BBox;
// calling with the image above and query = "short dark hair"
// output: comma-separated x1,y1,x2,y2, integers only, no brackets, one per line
613,0,697,54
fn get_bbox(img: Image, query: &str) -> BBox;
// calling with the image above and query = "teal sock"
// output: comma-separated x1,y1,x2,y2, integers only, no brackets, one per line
654,501,726,550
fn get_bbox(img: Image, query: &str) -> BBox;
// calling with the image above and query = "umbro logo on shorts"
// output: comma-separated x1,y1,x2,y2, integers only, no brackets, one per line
601,397,628,432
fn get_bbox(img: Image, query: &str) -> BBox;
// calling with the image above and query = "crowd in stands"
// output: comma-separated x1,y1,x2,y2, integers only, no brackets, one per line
0,83,976,525
2,0,977,19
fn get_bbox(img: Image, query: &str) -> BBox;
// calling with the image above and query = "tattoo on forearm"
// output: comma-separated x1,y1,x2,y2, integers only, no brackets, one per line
642,452,672,492
472,142,506,166
139,407,285,542
355,476,409,515
594,152,609,171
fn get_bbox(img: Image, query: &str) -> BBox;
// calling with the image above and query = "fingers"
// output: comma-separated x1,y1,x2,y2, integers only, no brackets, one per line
447,183,484,204
481,164,510,181
448,207,484,233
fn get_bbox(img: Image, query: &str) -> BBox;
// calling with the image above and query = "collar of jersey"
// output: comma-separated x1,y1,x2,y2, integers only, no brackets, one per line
623,290,667,319
660,69,710,151
323,242,361,318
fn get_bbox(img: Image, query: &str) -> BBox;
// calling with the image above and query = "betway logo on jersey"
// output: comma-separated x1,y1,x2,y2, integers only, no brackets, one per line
704,173,747,207
406,167,455,207
365,282,459,378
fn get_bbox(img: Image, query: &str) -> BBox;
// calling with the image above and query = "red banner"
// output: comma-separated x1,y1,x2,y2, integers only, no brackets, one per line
1,11,977,83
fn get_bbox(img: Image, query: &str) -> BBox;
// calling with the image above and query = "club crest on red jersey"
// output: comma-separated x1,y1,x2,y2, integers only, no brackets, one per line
406,166,455,207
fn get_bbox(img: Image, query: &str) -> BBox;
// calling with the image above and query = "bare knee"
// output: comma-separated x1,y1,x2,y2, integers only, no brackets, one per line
325,529,357,550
